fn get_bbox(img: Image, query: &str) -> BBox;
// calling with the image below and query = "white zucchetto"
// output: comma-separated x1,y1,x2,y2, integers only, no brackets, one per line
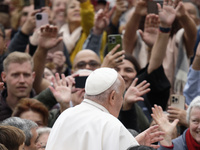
85,67,118,95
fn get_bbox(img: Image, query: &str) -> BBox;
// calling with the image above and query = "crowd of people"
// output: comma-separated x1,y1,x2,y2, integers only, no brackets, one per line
0,0,200,149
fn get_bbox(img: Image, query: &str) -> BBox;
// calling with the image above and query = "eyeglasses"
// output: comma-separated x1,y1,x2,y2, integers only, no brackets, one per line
75,60,100,69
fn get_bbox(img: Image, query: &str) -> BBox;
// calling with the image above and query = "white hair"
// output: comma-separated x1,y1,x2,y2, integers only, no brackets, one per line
186,96,200,124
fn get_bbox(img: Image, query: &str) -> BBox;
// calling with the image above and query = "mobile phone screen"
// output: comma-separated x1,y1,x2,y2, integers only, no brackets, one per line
75,76,88,88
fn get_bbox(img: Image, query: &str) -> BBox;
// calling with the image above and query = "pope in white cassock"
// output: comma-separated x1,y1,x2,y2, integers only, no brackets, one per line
46,68,163,150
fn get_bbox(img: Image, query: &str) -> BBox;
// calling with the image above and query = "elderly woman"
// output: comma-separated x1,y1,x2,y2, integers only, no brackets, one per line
152,96,200,149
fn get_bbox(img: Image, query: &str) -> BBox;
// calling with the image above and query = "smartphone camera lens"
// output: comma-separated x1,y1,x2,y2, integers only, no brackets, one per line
36,14,42,20
172,96,178,103
111,37,116,44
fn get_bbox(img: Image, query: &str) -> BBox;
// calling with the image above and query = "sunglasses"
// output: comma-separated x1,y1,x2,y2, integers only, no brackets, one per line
76,60,100,69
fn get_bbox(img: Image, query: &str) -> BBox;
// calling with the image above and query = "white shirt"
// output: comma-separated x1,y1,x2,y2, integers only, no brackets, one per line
46,99,139,150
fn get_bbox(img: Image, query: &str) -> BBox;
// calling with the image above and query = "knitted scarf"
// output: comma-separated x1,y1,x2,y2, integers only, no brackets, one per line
60,24,82,54
186,129,200,150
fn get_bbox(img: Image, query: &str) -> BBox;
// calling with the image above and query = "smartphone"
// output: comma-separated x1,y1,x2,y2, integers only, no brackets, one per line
35,12,49,29
24,0,30,6
170,94,185,110
147,0,163,14
107,34,123,53
34,0,51,9
75,76,88,88
0,4,9,14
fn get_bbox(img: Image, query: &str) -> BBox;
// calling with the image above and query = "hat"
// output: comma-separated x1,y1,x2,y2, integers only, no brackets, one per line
85,67,118,95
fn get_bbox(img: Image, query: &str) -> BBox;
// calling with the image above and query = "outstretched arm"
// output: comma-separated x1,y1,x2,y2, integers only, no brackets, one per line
111,0,128,28
176,1,197,57
148,0,176,74
33,25,62,94
151,105,179,147
183,42,200,104
123,0,148,54
135,125,164,149
192,41,200,70
139,14,159,49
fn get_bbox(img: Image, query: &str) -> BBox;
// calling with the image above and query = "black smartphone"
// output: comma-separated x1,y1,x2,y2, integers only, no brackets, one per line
0,4,9,14
75,76,88,88
147,0,163,14
34,0,46,9
107,34,123,53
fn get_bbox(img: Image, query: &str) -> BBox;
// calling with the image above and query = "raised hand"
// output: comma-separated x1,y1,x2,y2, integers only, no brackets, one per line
49,73,73,112
151,105,179,146
101,44,125,68
114,0,128,16
123,78,150,110
139,14,159,48
134,0,148,16
157,0,177,27
93,2,115,35
135,125,164,149
38,25,63,50
175,1,187,18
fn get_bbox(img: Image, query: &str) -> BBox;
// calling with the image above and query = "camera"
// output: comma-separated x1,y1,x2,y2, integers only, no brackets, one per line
36,14,42,20
171,96,178,103
75,76,88,88
107,34,122,53
170,94,185,109
108,36,116,44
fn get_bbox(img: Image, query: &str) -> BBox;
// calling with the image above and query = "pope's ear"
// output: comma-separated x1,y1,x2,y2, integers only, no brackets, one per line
108,90,116,106
1,72,6,82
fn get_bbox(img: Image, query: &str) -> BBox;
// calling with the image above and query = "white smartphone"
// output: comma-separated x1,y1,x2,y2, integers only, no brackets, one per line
35,12,49,29
170,94,185,110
